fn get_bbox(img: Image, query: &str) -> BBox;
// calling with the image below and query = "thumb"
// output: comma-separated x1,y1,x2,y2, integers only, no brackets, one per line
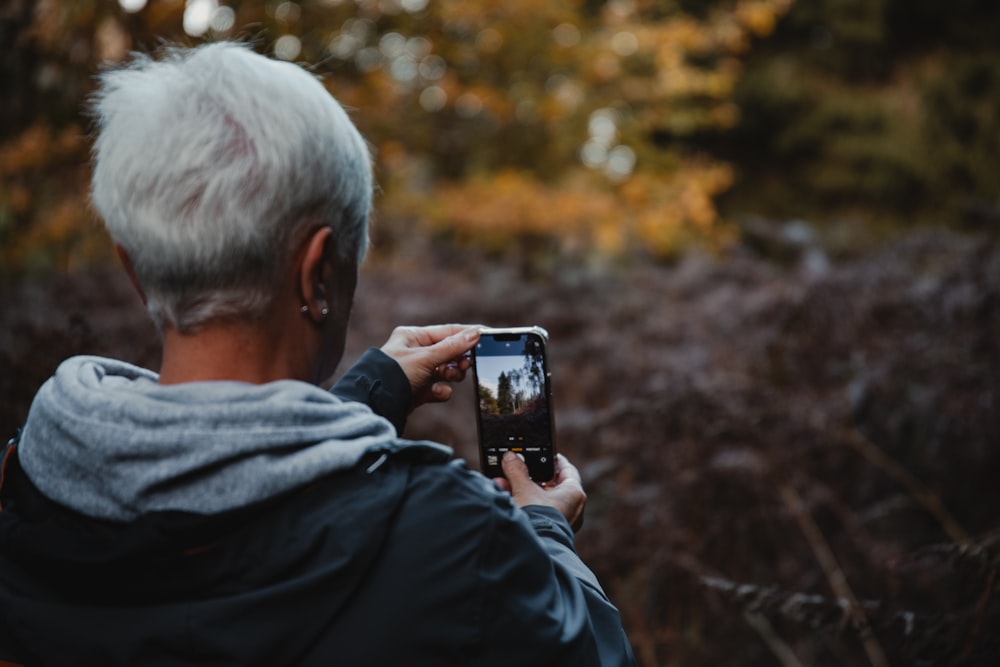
501,451,531,486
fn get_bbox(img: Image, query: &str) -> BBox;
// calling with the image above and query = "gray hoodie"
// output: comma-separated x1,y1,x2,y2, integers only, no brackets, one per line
19,355,448,521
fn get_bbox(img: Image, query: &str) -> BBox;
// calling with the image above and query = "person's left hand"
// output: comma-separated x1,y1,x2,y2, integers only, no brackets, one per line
493,453,587,532
380,324,480,410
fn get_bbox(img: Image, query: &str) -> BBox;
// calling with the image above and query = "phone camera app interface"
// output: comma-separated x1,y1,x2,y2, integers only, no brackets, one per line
476,333,552,479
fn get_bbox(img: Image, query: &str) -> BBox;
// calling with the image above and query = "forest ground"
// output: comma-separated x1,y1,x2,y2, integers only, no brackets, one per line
2,226,998,666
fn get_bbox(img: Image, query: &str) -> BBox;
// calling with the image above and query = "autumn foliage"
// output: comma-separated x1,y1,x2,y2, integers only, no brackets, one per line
1,0,796,279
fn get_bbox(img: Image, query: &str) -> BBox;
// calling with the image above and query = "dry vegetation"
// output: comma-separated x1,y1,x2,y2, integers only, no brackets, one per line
2,228,998,666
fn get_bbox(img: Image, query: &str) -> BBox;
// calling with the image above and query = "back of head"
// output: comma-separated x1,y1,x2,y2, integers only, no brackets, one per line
90,42,372,332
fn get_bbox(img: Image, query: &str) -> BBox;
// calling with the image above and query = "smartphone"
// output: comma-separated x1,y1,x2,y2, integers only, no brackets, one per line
472,326,556,483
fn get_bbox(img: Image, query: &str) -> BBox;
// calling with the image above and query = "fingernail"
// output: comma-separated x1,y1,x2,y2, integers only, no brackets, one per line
465,329,480,342
503,451,516,462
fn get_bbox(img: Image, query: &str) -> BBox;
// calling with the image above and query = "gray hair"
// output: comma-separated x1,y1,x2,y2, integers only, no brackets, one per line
90,42,372,332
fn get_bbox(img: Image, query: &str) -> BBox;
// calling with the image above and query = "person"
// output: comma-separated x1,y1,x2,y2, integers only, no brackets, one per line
0,42,635,666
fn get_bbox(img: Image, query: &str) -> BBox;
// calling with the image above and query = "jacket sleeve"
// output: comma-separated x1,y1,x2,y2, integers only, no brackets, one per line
477,500,636,667
330,348,411,435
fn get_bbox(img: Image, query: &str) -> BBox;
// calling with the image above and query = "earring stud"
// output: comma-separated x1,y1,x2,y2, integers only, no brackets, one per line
300,305,309,314
321,307,330,317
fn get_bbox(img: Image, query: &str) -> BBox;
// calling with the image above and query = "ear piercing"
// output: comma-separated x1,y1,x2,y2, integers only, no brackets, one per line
300,304,330,319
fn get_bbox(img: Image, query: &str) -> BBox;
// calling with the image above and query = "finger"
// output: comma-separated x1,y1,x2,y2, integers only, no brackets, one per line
429,382,453,402
413,323,481,346
426,326,480,366
440,364,469,383
554,453,582,485
385,324,470,351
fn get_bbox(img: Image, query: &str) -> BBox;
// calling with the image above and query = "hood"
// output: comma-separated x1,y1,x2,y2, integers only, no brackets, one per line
1,355,454,664
18,355,448,521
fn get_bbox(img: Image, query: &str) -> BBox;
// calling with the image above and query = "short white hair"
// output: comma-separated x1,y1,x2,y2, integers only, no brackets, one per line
90,42,372,332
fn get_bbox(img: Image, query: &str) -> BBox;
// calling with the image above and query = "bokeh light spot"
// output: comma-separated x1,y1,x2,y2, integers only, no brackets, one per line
611,31,639,56
580,140,608,168
419,54,447,81
118,0,148,13
551,79,583,110
329,34,360,59
408,36,432,59
211,6,236,32
553,23,581,48
588,109,618,143
419,86,447,112
345,18,374,42
183,0,217,37
275,2,301,25
390,55,418,83
400,0,428,13
274,35,302,61
379,32,406,58
605,145,636,180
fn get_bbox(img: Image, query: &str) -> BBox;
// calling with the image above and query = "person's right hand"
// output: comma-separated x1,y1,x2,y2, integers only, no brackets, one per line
379,324,480,410
494,452,587,532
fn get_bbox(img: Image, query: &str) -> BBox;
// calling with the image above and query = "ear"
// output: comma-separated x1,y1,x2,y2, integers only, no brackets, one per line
298,226,334,320
115,244,147,306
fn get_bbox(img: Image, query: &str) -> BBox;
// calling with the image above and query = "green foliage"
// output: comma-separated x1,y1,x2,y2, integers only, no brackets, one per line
725,0,1000,228
922,54,1000,202
477,382,498,415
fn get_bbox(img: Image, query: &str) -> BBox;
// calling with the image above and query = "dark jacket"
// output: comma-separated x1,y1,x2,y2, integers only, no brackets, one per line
0,350,635,666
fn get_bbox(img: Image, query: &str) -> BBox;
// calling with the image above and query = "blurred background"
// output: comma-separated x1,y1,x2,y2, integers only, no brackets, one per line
2,0,999,665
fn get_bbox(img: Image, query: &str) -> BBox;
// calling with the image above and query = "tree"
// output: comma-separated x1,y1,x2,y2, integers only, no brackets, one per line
724,0,1000,228
496,371,514,415
521,344,545,399
356,0,795,263
477,382,499,415
1,0,796,281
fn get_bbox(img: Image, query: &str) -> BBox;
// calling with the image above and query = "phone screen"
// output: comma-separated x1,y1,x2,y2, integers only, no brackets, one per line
473,328,555,482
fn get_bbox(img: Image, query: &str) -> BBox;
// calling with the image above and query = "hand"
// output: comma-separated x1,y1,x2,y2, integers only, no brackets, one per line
380,324,480,410
494,452,587,532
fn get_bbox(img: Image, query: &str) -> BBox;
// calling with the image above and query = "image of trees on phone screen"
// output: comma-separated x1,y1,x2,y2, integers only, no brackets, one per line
475,333,554,480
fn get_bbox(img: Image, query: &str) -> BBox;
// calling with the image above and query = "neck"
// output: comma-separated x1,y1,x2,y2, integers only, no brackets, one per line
157,315,314,386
